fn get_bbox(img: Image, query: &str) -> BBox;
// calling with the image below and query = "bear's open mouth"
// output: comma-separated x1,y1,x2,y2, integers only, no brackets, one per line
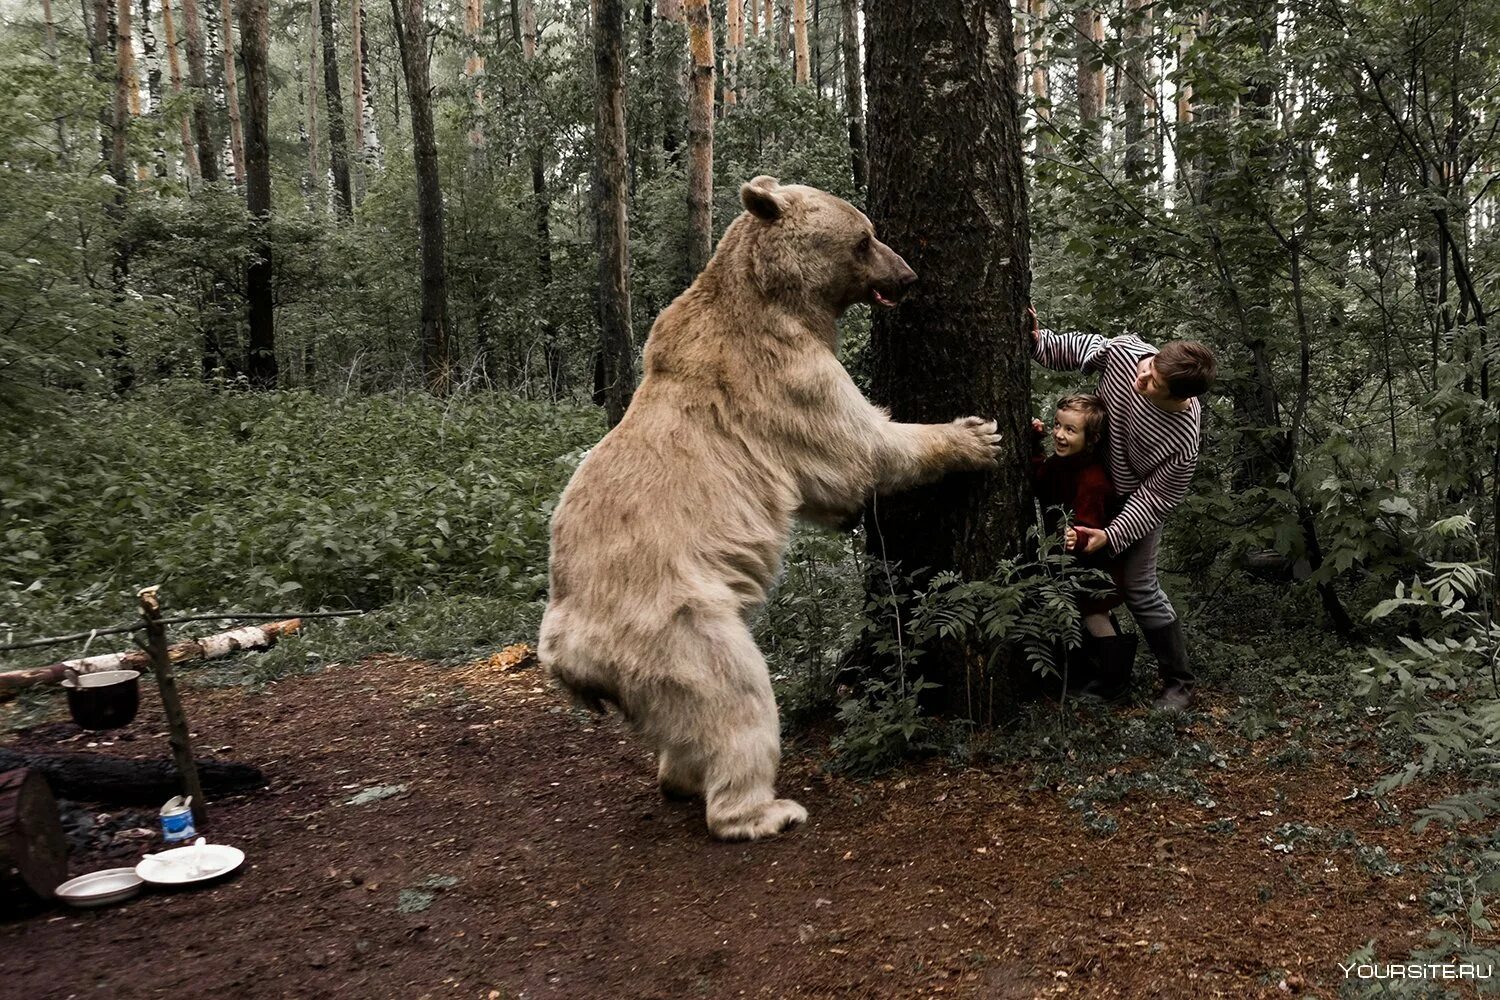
871,288,898,308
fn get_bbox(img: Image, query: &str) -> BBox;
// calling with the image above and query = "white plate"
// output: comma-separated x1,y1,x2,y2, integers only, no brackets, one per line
135,843,245,885
55,867,144,907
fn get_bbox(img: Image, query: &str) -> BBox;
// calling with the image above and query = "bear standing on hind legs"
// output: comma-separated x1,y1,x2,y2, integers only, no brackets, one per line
538,177,1002,841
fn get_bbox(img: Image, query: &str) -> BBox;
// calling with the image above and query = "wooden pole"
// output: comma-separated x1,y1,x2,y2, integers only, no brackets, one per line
138,586,207,828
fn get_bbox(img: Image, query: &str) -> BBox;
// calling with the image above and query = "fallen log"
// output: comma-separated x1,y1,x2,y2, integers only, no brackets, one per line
0,618,303,694
0,768,67,913
0,750,267,805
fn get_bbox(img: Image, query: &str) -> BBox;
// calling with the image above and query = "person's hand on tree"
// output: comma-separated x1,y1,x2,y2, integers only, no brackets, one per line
1031,417,1045,437
1070,525,1110,555
1025,304,1039,345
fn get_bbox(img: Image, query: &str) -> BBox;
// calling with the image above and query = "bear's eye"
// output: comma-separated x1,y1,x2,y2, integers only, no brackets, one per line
855,234,871,255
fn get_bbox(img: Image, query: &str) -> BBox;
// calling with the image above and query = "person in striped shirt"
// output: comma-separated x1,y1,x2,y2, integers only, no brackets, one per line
1029,309,1216,711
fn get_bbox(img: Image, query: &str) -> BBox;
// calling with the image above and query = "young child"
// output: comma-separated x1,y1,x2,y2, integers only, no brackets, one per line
1031,394,1136,700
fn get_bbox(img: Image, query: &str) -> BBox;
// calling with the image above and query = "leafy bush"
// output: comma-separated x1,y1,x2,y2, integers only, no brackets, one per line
0,384,601,653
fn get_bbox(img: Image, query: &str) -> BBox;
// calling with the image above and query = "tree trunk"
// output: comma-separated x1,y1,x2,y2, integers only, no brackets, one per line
792,0,808,83
865,0,1032,721
518,0,561,395
320,0,354,215
684,0,714,277
180,0,218,182
656,0,685,162
1122,0,1150,180
0,769,66,911
1075,6,1102,126
725,0,740,106
352,0,382,174
592,0,635,426
305,0,322,197
1030,0,1049,154
240,0,275,388
42,0,70,160
392,0,452,394
463,0,485,149
159,0,201,185
110,0,134,391
0,753,266,805
218,0,245,186
841,0,865,189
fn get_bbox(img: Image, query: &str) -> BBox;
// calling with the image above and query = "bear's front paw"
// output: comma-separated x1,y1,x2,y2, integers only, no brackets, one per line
949,416,1002,470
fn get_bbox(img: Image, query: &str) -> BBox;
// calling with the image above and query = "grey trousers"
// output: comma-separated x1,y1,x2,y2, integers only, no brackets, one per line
1109,526,1177,629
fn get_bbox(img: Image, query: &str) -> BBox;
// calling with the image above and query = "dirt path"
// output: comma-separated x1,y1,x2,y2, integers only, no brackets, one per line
1,654,1447,999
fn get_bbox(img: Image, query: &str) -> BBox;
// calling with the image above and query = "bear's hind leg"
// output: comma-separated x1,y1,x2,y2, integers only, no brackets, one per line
657,744,704,801
691,626,805,841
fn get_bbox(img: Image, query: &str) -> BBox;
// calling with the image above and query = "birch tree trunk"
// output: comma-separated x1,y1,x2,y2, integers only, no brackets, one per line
841,0,864,189
725,0,740,106
320,0,354,215
592,0,635,426
865,0,1032,721
352,0,381,174
684,0,714,277
392,0,452,394
180,0,217,182
218,0,245,186
42,0,69,159
240,0,275,387
159,0,200,184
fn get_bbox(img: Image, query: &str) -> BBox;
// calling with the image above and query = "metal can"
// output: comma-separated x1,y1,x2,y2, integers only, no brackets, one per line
159,795,196,843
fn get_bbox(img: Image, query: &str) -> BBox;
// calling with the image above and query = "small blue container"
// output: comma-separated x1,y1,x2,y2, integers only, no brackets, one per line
160,796,196,843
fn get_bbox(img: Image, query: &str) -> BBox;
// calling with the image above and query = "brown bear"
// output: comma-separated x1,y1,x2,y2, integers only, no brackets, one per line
538,177,1000,840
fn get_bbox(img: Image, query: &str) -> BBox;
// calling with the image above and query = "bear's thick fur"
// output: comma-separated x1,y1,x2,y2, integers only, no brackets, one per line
538,177,1000,840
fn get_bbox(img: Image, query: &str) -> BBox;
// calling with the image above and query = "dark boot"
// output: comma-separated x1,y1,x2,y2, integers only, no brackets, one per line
1076,633,1137,704
1143,619,1195,711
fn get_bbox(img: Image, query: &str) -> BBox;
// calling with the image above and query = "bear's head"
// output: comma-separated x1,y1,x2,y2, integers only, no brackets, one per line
731,176,917,316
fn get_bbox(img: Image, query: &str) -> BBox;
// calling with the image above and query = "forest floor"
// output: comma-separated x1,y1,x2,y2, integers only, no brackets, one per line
0,650,1466,999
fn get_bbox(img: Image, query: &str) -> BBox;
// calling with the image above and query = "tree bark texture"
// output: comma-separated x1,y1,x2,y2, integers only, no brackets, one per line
841,0,864,189
1030,0,1049,153
240,0,275,387
393,0,452,394
792,0,808,83
517,0,562,395
684,0,714,277
180,0,218,182
110,0,132,191
0,769,66,911
0,753,266,805
218,0,245,186
352,0,382,171
159,0,201,184
1075,6,1102,125
725,0,740,106
320,0,354,215
1122,0,1150,179
592,0,635,426
865,0,1033,720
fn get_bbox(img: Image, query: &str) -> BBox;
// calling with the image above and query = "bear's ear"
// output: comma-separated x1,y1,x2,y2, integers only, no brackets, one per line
741,176,787,222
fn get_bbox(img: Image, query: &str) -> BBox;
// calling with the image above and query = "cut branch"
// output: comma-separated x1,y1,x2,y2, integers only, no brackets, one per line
0,619,304,693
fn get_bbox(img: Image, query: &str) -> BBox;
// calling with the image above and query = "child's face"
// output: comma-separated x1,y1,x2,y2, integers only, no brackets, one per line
1052,408,1089,457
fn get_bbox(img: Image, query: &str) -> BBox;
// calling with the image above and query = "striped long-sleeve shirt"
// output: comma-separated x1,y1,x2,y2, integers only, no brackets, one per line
1034,330,1201,556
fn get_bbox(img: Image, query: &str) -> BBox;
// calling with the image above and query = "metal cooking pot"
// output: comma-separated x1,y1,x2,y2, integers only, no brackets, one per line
62,669,141,730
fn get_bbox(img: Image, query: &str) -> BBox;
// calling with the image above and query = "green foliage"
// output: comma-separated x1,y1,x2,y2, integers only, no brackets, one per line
0,385,600,650
829,676,939,777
